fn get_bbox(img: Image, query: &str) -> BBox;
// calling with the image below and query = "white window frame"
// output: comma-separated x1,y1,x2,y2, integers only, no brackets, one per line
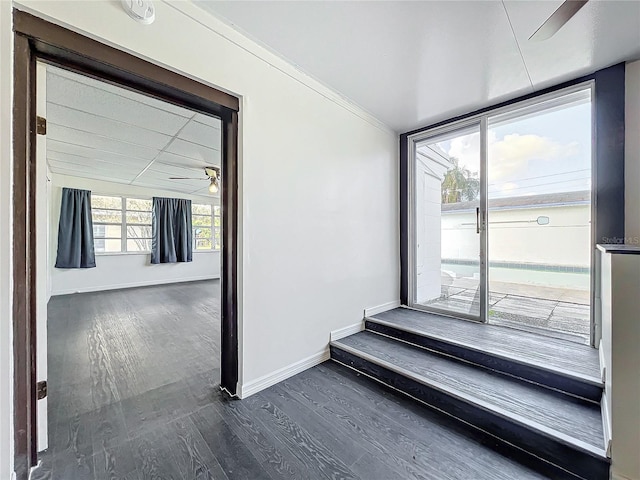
91,194,153,255
192,203,221,252
91,196,220,255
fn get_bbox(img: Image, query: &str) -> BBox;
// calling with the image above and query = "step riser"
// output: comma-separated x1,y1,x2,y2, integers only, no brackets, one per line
331,345,609,480
365,320,602,402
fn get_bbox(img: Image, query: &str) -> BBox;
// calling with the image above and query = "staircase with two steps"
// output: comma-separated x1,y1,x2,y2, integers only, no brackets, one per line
330,307,609,480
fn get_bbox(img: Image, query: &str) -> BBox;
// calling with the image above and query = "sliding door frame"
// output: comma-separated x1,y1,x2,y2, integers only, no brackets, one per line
12,10,241,479
406,118,488,323
404,80,602,332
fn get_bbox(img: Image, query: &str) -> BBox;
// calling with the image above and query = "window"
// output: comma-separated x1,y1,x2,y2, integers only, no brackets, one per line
91,195,152,253
91,195,123,253
91,196,220,254
192,203,221,251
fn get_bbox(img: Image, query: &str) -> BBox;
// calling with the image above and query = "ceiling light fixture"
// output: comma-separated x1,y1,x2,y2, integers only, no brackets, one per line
208,177,219,194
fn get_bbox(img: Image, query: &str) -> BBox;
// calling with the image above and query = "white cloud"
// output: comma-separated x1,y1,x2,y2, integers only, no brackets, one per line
445,132,580,193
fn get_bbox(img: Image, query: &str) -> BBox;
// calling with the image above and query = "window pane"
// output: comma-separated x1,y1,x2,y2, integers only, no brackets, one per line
126,211,152,225
94,238,121,253
195,238,212,250
214,231,221,250
93,224,121,238
127,225,152,238
92,195,121,210
126,198,152,211
92,209,122,223
213,216,220,228
193,214,212,227
127,239,151,252
193,204,212,215
214,205,221,216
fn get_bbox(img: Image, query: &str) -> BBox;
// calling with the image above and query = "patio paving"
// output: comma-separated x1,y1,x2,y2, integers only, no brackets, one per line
423,279,591,344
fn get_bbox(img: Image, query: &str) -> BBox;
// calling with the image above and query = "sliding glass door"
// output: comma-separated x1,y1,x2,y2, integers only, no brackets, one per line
411,121,486,321
408,84,593,342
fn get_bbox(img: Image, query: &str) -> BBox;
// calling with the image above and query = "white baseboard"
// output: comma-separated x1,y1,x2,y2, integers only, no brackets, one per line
51,275,219,296
330,322,364,341
601,392,612,458
239,348,330,399
364,300,401,317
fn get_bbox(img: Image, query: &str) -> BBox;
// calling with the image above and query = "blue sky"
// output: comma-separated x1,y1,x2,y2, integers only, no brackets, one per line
434,99,592,199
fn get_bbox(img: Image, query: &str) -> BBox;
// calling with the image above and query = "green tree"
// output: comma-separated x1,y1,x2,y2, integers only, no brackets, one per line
441,158,480,204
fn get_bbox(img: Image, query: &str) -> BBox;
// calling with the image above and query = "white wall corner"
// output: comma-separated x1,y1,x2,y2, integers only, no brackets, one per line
364,300,401,318
238,348,330,399
330,322,364,342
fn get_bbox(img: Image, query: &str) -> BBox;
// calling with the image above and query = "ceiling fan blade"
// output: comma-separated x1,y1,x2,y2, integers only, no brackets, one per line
168,177,208,180
529,0,588,41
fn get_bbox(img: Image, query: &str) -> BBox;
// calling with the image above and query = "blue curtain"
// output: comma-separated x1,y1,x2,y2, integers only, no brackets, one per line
55,188,96,269
151,197,192,264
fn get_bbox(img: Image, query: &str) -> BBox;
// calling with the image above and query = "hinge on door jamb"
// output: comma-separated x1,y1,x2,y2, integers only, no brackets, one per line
36,380,47,400
36,116,46,135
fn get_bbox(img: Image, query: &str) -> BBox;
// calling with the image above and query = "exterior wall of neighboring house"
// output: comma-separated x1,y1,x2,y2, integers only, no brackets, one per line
442,202,591,289
626,59,640,242
8,0,399,402
48,174,221,295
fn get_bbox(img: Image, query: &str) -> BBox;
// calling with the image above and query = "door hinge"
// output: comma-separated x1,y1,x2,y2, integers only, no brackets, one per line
36,380,47,400
36,116,46,135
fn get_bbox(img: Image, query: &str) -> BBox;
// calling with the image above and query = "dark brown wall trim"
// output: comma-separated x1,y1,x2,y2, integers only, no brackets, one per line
13,11,239,114
12,9,240,478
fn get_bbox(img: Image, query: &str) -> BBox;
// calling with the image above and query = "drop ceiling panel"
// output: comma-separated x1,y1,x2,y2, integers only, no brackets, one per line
48,161,140,180
154,150,218,169
47,140,152,168
46,66,219,195
47,103,172,150
48,124,160,160
178,120,222,150
47,71,191,136
165,138,220,164
47,151,146,174
193,113,222,128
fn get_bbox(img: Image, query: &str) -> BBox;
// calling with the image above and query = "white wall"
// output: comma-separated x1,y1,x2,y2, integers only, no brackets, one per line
0,1,13,477
49,174,220,295
626,60,640,242
12,0,399,396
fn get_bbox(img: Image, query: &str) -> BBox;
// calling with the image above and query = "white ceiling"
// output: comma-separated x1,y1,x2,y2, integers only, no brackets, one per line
46,66,222,196
195,0,640,132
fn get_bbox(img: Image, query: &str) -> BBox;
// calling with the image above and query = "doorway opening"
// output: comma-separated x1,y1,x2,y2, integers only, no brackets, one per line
409,85,593,345
12,11,239,478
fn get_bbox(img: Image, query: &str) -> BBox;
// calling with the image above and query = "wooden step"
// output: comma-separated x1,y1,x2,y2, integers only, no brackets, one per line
331,331,609,480
366,307,603,401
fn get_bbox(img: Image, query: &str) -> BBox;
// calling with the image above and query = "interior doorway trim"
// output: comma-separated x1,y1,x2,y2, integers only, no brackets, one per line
11,10,240,479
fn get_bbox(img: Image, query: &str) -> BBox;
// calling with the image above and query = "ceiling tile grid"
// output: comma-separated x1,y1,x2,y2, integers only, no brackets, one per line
46,66,222,196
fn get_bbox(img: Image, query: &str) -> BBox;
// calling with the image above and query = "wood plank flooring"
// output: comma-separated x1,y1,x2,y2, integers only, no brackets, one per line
371,308,601,380
35,281,555,479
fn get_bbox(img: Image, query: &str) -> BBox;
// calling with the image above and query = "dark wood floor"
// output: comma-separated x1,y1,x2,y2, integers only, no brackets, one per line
36,281,552,479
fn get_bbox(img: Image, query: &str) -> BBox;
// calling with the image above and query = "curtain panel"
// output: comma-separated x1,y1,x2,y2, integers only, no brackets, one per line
151,197,193,264
55,187,96,269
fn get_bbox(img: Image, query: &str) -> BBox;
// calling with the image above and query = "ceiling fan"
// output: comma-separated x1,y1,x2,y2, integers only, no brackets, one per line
529,0,589,41
169,166,221,194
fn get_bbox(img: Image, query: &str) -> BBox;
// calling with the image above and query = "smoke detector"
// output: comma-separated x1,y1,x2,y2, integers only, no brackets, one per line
121,0,155,25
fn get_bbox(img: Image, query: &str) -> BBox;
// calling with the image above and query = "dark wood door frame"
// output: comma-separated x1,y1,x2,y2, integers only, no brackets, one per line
12,10,240,479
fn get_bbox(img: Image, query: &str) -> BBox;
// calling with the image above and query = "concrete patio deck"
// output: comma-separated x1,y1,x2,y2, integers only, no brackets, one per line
422,278,591,344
